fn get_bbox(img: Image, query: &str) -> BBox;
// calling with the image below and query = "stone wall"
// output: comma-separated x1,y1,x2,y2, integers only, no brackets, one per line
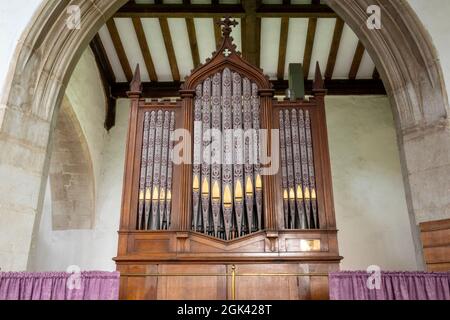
49,96,95,230
29,99,129,271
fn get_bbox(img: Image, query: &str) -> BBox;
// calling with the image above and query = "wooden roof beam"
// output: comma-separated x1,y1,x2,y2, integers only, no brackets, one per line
242,0,261,67
373,67,380,80
89,34,117,130
277,17,289,80
324,18,344,80
111,79,387,98
303,17,317,79
115,3,245,18
213,17,222,49
159,17,181,82
348,40,365,80
186,17,201,68
256,4,337,18
132,17,158,82
106,19,133,82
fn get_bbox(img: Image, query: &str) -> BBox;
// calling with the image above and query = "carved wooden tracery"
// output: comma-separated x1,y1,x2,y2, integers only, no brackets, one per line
116,18,341,300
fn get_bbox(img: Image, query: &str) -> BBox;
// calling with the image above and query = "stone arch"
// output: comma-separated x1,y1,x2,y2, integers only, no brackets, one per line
0,0,448,270
49,96,95,230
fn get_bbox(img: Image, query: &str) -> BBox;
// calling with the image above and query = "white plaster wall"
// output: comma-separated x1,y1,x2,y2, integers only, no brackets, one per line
407,0,450,104
0,0,42,96
30,99,129,271
326,96,418,271
64,48,107,215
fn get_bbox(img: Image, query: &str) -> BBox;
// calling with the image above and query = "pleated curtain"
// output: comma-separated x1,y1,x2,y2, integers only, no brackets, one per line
0,271,119,300
329,272,450,300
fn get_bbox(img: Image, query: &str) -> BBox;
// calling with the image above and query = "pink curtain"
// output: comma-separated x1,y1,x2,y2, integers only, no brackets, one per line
0,272,120,300
329,271,450,300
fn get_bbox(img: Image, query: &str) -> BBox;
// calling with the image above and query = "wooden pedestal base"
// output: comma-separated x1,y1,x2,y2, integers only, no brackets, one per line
115,230,341,300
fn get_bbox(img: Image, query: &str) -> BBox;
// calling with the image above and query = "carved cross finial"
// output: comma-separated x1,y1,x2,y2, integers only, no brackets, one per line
216,17,239,38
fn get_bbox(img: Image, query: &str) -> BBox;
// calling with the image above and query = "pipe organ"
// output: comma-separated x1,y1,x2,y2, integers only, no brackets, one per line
116,18,341,300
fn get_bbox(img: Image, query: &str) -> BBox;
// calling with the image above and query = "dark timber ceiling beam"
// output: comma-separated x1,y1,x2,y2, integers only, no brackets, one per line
184,0,201,68
213,17,222,49
303,17,317,79
115,3,246,18
242,0,261,67
256,3,337,18
373,67,380,80
348,41,365,80
277,17,289,80
115,2,335,18
106,19,133,82
111,79,386,98
325,18,344,80
186,17,201,68
89,34,117,131
159,17,181,82
132,17,158,82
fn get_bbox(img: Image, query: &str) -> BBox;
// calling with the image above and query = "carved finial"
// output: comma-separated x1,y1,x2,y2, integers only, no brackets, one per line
313,61,324,90
130,64,142,93
216,17,239,38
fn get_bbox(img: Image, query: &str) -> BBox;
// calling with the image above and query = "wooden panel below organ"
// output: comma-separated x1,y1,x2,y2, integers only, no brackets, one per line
117,262,337,300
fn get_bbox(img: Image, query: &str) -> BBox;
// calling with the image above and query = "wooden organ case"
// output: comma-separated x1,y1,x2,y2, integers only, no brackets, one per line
115,18,341,300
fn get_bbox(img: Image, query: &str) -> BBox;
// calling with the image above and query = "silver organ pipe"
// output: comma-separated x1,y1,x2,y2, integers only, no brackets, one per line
211,72,222,238
232,72,244,238
192,84,202,232
280,109,319,230
201,78,212,235
191,69,264,240
221,68,233,240
252,83,263,231
137,110,176,230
